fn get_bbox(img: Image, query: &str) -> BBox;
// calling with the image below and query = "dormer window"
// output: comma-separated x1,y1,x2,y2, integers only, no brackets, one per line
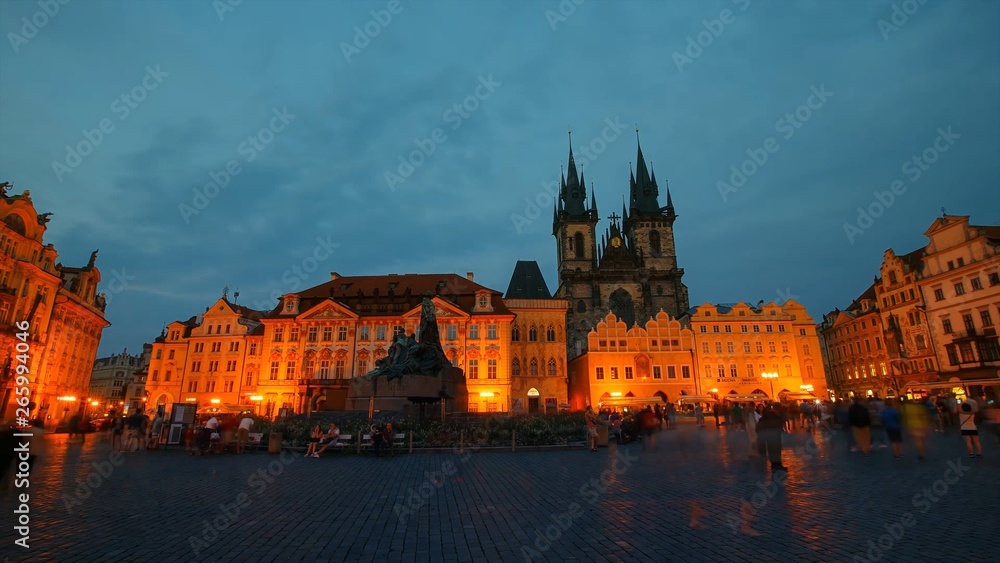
282,294,299,315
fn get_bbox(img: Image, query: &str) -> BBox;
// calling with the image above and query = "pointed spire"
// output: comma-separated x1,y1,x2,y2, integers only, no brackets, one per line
665,184,675,217
590,184,598,216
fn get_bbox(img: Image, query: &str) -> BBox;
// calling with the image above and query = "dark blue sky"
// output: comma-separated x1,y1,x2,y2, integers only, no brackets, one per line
1,0,997,357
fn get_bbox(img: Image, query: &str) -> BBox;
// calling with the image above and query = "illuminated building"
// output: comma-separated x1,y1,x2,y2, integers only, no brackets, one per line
88,347,143,414
265,272,516,414
689,301,827,401
143,293,265,412
915,214,1000,383
0,186,109,424
504,261,569,413
553,136,689,359
568,311,698,410
819,287,894,398
876,248,939,390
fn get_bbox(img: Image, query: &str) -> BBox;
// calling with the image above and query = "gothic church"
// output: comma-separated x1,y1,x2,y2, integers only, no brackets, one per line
552,135,689,358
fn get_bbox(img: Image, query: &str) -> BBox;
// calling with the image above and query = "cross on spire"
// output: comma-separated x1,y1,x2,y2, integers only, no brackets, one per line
608,212,621,223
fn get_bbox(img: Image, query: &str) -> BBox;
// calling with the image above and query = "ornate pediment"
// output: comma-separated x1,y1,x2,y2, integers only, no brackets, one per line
298,300,357,321
403,296,468,320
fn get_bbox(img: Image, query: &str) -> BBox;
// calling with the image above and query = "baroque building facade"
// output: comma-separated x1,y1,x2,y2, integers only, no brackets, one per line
688,301,827,400
553,137,689,360
88,347,144,414
818,286,895,398
0,185,109,425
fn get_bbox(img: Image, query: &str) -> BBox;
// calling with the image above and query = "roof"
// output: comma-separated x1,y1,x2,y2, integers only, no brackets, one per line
504,261,552,299
272,273,512,318
845,283,877,314
222,298,266,320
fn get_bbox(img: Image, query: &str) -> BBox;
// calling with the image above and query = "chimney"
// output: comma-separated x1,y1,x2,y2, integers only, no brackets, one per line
466,272,474,281
330,272,341,281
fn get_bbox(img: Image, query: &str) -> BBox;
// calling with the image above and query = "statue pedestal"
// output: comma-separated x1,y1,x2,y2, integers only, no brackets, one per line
345,366,467,415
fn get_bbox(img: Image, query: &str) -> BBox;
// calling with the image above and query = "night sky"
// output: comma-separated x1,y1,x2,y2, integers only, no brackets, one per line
1,0,997,357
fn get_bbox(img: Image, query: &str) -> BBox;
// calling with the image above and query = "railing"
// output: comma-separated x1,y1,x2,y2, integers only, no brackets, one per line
298,378,352,387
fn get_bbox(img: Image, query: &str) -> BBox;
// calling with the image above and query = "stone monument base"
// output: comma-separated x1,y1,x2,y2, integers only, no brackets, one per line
344,366,467,414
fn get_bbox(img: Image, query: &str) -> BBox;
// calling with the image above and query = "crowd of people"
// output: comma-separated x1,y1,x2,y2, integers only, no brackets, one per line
584,393,995,471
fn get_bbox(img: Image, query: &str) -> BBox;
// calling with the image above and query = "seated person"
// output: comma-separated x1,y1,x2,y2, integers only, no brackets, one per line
305,424,323,458
372,422,394,457
314,423,341,457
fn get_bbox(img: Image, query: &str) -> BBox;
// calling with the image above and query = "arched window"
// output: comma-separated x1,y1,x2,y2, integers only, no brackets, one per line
511,358,521,376
574,232,585,259
546,325,556,342
511,325,520,342
649,230,661,256
3,213,26,236
529,358,539,376
528,326,538,342
547,358,557,376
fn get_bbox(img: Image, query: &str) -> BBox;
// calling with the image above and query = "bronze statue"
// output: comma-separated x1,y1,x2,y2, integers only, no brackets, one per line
37,212,53,225
0,182,11,197
88,249,99,268
365,298,450,381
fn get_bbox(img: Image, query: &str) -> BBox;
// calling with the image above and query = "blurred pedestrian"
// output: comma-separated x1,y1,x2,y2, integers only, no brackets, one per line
848,398,872,456
880,399,903,459
757,403,786,472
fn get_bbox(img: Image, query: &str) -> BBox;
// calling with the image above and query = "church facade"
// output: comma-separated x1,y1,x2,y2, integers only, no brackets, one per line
553,137,689,359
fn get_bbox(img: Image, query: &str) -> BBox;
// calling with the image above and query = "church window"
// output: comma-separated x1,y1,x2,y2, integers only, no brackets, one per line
511,358,521,376
529,358,539,376
546,326,556,341
511,325,520,341
529,326,538,341
547,358,557,376
574,233,585,259
649,230,661,255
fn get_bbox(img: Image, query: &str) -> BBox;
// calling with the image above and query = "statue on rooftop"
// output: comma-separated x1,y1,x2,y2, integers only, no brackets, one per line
0,182,11,197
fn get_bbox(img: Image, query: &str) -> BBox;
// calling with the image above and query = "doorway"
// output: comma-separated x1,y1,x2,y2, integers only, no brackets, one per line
528,398,540,414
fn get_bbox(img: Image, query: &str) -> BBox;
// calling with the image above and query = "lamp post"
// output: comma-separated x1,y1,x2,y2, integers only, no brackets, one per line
761,372,779,400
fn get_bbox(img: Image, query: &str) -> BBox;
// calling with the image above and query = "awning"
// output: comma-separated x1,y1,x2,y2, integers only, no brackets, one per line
781,393,818,401
678,395,718,403
905,378,1000,390
725,394,769,401
598,396,666,407
196,404,252,415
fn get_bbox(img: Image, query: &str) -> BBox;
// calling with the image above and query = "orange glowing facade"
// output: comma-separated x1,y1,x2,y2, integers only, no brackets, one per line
568,311,698,410
1,187,110,424
689,301,827,401
819,287,895,398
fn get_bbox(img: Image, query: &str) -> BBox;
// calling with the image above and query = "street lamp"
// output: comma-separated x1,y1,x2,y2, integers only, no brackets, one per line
761,372,779,400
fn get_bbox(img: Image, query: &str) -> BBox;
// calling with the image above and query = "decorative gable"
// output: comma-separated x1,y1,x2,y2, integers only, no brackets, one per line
402,296,468,320
297,299,358,321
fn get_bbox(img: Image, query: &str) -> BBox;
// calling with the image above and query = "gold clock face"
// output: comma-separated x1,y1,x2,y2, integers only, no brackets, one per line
611,237,622,248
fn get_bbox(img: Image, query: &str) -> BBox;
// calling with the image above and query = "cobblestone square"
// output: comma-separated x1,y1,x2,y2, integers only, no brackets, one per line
2,425,998,562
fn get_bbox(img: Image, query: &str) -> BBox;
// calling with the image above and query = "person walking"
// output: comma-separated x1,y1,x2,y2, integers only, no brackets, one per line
236,415,254,454
148,412,164,450
902,398,929,460
746,403,761,458
959,399,983,458
756,403,786,472
585,406,599,451
880,399,903,459
849,398,872,455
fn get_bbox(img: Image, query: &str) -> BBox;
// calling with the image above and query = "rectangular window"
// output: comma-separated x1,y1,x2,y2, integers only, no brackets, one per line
596,367,605,380
318,327,330,341
730,364,738,377
224,381,234,393
191,361,201,372
165,370,172,382
766,325,773,333
337,327,348,341
210,360,219,372
304,358,315,377
269,361,279,380
610,367,619,380
875,337,882,350
963,314,975,332
971,278,982,291
273,328,284,342
168,350,174,360
360,326,370,340
753,325,760,333
653,366,662,379
682,366,691,379
769,342,776,353
206,381,216,393
487,359,497,379
712,326,720,333
152,370,159,382
717,365,725,377
286,361,296,380
726,342,734,354
468,359,479,379
746,364,754,377
229,342,239,352
376,325,387,341
469,325,480,339
625,366,634,379
356,359,368,376
724,325,732,333
446,325,457,340
319,360,331,379
741,325,748,333
699,326,707,333
864,340,871,353
702,342,709,354
744,342,751,353
307,327,318,342
934,288,945,301
335,360,346,378
756,342,763,353
663,365,675,379
705,365,712,378
799,328,807,336
487,324,498,339
715,342,723,354
981,310,994,327
188,381,197,393
954,283,966,296
989,272,1000,286
785,364,793,376
289,327,299,341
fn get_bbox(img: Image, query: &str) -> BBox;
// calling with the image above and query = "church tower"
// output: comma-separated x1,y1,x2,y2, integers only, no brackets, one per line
623,133,689,320
553,134,599,279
